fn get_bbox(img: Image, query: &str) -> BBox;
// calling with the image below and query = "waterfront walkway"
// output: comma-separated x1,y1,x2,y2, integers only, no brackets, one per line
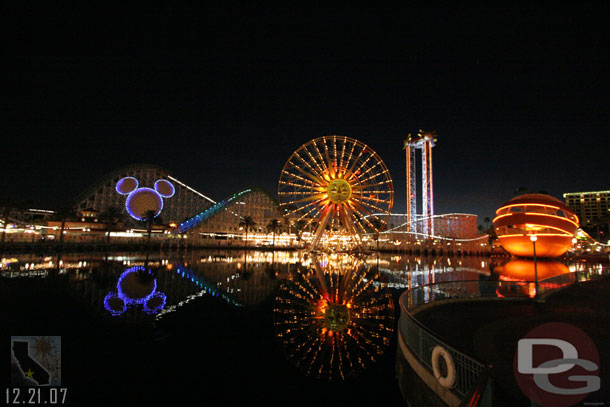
415,278,610,406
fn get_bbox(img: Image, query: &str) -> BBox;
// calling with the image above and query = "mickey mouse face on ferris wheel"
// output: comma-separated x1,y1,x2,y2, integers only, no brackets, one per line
116,177,175,221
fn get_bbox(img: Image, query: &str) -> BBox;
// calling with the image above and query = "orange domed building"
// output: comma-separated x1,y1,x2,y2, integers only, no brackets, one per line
493,193,579,257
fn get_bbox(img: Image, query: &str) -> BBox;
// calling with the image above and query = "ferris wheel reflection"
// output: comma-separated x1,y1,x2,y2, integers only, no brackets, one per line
273,253,395,380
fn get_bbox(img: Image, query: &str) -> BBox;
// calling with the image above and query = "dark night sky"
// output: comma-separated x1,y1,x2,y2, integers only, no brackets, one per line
2,3,609,221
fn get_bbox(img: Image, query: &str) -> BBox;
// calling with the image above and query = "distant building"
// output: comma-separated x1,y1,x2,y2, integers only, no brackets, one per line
563,190,610,239
79,208,99,222
0,208,54,224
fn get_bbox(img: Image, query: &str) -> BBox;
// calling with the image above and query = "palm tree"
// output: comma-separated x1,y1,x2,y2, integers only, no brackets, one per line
98,206,123,244
238,216,256,247
369,218,386,251
281,205,297,234
293,219,307,242
483,217,491,232
282,216,291,236
267,219,281,248
141,210,161,244
52,207,77,245
487,226,498,246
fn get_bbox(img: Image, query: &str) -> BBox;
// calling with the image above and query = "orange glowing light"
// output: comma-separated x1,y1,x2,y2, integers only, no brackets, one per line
278,136,394,249
497,259,569,280
496,202,561,214
493,212,580,229
493,194,578,257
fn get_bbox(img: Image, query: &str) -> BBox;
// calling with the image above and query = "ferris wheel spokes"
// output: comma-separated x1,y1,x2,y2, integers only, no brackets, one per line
278,135,394,250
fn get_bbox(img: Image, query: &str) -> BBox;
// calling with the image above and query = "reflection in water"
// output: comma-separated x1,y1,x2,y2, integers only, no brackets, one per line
378,255,494,290
104,266,167,316
154,264,243,318
274,253,395,380
2,250,602,322
496,259,569,281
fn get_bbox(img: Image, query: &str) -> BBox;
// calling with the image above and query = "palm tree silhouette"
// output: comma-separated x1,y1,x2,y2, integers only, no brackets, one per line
267,219,281,248
98,206,123,244
483,217,491,232
281,205,297,235
282,216,291,237
141,210,162,244
292,219,307,243
239,216,256,248
369,217,386,253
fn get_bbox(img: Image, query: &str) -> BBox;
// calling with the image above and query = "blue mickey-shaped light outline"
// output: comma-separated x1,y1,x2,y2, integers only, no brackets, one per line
103,266,167,316
115,177,175,221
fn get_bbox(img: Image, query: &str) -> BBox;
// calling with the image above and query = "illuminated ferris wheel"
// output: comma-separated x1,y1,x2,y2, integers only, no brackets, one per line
278,135,394,248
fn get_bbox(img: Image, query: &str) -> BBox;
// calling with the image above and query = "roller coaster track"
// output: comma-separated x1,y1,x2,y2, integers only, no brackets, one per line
177,188,255,233
155,264,242,319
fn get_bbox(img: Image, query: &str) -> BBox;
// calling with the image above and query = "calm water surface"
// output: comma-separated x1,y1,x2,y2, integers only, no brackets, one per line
2,250,591,406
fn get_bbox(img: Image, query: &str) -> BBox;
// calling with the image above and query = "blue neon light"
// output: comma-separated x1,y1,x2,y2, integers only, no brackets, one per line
178,188,253,233
116,177,139,195
174,265,242,307
143,292,167,315
104,292,127,316
104,266,167,317
117,266,158,304
154,179,175,198
124,187,164,221
116,177,175,221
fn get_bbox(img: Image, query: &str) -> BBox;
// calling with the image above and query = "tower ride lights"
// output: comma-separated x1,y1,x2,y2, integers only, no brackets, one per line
404,130,437,235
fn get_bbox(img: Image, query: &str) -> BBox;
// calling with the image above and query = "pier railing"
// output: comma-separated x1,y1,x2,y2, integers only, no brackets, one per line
398,266,609,406
398,304,491,401
399,287,495,406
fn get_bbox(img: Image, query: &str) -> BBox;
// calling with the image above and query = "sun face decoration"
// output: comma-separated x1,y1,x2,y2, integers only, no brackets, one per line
273,253,395,380
322,302,351,331
278,135,394,249
327,179,352,203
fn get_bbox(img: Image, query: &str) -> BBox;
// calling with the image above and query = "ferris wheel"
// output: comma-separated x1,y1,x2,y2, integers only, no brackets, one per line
278,135,394,248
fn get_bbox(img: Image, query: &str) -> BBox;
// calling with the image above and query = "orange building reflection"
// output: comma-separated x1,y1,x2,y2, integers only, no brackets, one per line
496,259,569,281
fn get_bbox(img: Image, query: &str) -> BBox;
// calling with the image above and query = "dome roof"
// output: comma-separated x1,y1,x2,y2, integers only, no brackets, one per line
498,193,574,214
493,193,578,257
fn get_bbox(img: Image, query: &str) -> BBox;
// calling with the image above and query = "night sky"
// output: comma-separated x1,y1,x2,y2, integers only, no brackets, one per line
3,4,609,221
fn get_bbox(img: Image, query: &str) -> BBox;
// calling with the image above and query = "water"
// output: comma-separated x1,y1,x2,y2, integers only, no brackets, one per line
3,250,599,406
